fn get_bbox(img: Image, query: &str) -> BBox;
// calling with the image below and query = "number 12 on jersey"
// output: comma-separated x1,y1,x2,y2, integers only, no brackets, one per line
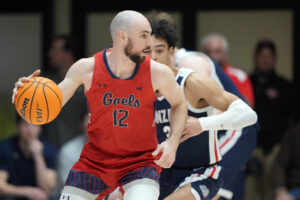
113,109,129,127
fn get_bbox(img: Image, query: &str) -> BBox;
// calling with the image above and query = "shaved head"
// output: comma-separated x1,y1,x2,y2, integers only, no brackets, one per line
109,10,152,64
110,10,149,40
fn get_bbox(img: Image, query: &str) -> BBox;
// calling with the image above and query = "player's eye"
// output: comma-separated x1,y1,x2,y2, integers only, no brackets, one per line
141,34,148,39
155,49,164,54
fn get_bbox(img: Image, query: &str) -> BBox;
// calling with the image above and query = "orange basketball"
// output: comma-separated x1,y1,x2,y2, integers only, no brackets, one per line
15,76,62,125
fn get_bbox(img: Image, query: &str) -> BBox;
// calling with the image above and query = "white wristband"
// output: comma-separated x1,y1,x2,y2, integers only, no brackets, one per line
198,99,257,131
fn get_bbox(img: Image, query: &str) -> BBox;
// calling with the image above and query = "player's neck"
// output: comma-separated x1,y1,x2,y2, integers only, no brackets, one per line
107,48,137,79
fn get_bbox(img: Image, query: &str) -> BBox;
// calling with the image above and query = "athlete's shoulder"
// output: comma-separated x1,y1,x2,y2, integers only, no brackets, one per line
65,57,95,87
69,57,94,74
150,59,173,76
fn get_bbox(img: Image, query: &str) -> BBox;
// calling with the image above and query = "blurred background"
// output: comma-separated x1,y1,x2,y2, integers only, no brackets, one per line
0,1,299,200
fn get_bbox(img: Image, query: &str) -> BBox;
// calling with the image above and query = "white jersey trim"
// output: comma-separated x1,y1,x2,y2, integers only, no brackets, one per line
218,129,243,155
175,68,222,165
176,165,222,191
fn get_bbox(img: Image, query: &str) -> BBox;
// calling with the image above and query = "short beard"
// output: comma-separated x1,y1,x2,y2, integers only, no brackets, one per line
124,39,145,64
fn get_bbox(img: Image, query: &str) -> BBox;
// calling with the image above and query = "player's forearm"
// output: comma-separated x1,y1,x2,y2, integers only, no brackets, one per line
33,154,56,193
168,102,187,145
58,79,78,107
199,99,257,131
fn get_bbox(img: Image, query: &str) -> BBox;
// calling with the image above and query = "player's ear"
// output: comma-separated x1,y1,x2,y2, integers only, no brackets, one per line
118,31,127,43
168,46,176,65
168,46,175,57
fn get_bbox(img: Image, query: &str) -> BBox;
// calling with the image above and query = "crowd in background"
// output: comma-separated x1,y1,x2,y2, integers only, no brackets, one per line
0,12,300,200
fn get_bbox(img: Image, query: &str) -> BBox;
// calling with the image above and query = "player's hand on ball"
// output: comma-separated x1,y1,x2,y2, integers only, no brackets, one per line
180,116,203,143
12,69,41,104
152,140,178,168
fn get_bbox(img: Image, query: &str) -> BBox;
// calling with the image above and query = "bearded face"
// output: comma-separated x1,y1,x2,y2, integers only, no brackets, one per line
124,38,151,64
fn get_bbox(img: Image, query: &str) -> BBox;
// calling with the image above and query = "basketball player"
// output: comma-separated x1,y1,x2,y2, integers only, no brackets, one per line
11,10,187,200
173,33,258,200
150,19,257,200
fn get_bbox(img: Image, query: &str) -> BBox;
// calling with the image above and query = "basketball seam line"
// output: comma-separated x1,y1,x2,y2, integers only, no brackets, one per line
29,77,45,123
43,81,62,107
42,84,50,123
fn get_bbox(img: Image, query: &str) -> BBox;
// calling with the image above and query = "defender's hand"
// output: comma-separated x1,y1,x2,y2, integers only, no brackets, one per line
180,116,203,143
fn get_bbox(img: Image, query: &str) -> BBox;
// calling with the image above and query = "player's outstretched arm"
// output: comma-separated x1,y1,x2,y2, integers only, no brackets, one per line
151,61,188,168
58,58,93,107
12,58,93,107
182,74,257,142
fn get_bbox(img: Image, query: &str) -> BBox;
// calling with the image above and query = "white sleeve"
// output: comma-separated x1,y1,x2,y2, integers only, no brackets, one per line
199,99,257,131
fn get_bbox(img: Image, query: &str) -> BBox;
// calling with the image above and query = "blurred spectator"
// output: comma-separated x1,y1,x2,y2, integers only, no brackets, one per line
0,115,57,200
270,121,300,200
56,109,89,190
250,39,296,155
201,33,255,107
247,39,297,200
42,35,86,149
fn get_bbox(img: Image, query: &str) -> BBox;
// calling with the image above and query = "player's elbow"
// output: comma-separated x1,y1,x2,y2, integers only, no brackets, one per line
247,108,258,126
230,99,258,129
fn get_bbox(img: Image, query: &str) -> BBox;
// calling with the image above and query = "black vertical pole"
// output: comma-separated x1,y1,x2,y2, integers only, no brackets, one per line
182,10,196,50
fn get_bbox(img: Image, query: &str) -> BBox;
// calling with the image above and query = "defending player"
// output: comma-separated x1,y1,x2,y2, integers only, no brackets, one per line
150,19,257,200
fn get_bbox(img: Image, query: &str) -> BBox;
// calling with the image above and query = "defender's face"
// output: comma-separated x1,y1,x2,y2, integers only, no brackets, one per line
151,36,172,66
125,21,152,64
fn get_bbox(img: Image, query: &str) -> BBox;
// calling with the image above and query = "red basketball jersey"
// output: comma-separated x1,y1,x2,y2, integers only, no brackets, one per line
77,49,159,183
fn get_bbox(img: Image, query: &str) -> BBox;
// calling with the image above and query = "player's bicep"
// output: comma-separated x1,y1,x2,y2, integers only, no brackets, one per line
163,81,185,107
157,68,185,107
198,77,238,111
58,60,85,106
58,78,80,107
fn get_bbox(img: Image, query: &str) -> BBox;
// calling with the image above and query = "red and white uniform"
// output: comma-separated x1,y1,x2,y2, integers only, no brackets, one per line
72,49,161,192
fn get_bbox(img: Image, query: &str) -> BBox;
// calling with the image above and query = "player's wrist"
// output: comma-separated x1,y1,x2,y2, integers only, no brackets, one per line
166,135,180,148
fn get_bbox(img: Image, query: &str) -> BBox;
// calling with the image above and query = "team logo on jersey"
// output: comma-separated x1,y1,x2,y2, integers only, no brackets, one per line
102,92,140,108
154,108,171,124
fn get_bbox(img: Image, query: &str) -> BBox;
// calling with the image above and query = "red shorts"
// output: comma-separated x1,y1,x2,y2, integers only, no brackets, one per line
64,156,161,199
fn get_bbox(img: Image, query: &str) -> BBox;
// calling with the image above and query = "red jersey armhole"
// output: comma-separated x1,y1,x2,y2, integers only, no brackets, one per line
85,51,102,95
147,57,157,100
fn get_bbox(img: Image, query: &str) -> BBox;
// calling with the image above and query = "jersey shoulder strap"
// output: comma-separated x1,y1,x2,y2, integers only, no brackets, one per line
175,68,194,89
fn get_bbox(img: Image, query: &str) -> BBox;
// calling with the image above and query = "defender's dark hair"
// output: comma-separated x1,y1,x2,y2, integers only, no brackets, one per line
150,19,178,48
